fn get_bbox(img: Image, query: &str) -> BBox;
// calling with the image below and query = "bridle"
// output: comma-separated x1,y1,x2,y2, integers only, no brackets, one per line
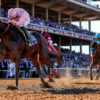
0,22,10,37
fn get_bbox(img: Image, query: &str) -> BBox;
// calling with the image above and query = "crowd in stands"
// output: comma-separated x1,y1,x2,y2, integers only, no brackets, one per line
31,17,95,36
61,49,91,69
0,58,39,78
0,7,92,78
0,7,7,18
0,49,91,78
0,7,96,36
76,0,100,9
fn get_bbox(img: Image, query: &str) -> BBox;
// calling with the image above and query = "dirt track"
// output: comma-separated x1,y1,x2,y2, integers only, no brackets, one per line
0,77,100,100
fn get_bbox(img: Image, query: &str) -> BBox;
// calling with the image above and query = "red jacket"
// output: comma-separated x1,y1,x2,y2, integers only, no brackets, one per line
45,33,53,45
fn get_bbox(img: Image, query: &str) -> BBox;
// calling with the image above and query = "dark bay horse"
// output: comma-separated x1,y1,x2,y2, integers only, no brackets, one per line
0,21,59,87
90,43,100,80
41,46,61,81
40,35,61,81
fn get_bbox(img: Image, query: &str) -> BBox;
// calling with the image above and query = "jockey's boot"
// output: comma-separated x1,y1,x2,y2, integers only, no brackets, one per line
91,42,98,48
20,26,31,42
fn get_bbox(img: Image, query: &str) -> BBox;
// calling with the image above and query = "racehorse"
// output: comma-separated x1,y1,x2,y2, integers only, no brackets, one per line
90,43,100,80
39,34,61,81
41,46,61,82
0,21,59,87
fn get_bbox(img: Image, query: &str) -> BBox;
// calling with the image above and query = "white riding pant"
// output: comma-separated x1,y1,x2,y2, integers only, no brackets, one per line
19,19,30,27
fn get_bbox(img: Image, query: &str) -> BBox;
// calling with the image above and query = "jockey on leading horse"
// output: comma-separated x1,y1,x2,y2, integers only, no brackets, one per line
8,8,31,42
91,33,100,54
41,31,58,53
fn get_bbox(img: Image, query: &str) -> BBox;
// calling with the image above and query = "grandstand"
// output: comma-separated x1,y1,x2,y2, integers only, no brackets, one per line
1,0,100,54
0,0,99,78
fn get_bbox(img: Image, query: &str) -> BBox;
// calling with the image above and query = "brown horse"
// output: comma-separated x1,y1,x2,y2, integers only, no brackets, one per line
90,43,100,80
41,46,61,81
0,21,59,87
39,35,61,81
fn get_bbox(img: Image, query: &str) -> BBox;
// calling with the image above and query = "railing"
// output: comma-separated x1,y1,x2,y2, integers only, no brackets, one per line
0,67,97,79
0,17,94,41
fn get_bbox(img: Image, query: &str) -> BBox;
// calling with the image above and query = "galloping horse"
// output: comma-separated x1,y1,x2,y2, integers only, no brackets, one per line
39,34,61,81
0,21,59,87
41,46,61,81
90,42,100,80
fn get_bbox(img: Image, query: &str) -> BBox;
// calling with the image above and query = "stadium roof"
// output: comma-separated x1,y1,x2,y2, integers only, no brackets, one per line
34,0,100,21
3,0,100,21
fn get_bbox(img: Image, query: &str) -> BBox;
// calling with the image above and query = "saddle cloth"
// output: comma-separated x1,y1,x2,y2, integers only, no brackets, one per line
28,33,38,46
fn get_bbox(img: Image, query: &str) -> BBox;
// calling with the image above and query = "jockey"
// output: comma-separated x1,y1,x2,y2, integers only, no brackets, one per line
91,33,100,51
41,31,57,52
8,8,31,42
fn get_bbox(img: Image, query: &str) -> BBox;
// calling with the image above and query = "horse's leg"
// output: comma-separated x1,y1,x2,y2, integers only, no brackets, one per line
56,51,61,73
15,60,20,87
90,64,93,80
46,59,60,79
30,54,50,87
95,65,100,80
41,62,54,82
40,63,48,77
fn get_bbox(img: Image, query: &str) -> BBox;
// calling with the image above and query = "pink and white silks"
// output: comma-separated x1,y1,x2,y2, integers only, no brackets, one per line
8,8,30,27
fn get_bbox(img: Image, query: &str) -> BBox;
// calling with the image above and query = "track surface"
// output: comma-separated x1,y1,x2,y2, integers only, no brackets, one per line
0,77,100,100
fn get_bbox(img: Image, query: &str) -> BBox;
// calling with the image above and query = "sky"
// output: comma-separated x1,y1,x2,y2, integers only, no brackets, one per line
62,1,100,55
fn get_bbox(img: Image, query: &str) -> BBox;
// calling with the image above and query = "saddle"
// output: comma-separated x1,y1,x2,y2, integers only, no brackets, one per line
9,23,37,46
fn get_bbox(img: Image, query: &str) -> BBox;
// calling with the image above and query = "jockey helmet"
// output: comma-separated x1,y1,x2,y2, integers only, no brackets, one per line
8,8,17,19
96,33,100,38
94,33,100,42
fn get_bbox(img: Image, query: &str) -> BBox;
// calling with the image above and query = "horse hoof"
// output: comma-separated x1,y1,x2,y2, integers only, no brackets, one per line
90,77,93,80
56,74,60,78
48,78,54,82
40,82,51,88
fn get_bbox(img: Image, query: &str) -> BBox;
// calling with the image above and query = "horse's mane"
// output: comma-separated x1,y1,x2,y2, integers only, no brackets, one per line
0,21,25,42
0,21,47,47
9,23,25,39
